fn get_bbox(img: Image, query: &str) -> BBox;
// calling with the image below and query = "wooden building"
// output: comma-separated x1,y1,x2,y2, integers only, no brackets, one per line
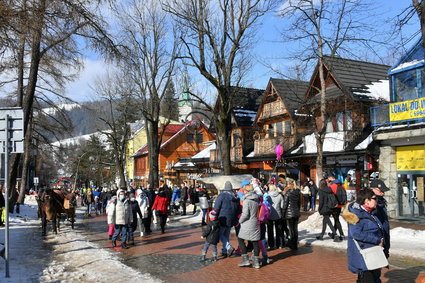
132,120,215,186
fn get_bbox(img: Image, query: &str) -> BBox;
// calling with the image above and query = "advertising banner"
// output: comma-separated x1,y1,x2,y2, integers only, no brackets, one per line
390,97,425,122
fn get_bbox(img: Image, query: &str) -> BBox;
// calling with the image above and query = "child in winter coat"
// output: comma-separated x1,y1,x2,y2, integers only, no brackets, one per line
200,210,220,262
106,196,117,240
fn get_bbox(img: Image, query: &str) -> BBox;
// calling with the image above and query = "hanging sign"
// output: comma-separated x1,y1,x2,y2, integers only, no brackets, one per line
389,97,425,122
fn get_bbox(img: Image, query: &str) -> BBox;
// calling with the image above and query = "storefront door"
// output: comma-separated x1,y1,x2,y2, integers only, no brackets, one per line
397,173,425,217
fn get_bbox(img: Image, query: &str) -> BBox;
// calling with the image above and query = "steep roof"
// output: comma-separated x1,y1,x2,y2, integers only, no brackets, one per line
230,87,264,127
307,56,390,103
270,78,309,114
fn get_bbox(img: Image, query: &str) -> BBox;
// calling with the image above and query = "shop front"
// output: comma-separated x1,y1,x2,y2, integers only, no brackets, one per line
395,145,425,217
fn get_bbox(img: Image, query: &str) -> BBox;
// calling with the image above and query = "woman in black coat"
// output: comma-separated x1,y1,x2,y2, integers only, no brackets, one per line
282,179,301,250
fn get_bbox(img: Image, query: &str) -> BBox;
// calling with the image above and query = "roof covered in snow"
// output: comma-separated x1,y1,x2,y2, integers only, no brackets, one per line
191,143,216,160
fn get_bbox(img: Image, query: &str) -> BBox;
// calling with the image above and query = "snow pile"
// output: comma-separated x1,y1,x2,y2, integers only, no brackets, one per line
298,212,425,261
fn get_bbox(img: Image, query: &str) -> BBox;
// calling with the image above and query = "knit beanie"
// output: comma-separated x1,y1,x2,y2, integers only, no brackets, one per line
224,181,233,191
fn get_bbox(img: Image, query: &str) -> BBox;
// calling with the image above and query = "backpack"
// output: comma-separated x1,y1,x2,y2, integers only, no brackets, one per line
257,202,270,224
335,185,347,205
326,192,338,210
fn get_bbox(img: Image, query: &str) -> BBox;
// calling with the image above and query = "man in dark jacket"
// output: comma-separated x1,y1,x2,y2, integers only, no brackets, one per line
213,181,239,258
308,180,318,211
145,184,156,233
180,183,188,215
370,179,390,258
128,193,143,245
282,183,301,250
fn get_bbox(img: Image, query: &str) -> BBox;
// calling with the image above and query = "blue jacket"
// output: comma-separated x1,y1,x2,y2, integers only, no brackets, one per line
343,202,385,273
171,187,181,204
214,190,240,227
375,196,390,257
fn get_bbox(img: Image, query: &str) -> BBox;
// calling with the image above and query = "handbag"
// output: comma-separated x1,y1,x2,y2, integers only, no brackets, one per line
353,239,388,270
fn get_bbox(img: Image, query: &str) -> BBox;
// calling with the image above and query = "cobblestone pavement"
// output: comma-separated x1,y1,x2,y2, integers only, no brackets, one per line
83,215,425,283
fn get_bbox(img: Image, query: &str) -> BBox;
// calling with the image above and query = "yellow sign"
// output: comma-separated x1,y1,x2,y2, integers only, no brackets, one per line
396,145,425,171
390,97,425,122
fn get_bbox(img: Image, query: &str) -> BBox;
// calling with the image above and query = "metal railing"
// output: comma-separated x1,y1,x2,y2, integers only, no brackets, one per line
370,103,425,127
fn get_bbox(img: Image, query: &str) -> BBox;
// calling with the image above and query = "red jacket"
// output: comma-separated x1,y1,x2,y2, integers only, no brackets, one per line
152,195,169,215
328,180,344,208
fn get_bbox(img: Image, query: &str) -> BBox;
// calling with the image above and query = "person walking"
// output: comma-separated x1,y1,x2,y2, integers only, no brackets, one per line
266,184,284,249
200,210,220,262
198,186,210,226
128,192,143,245
343,189,386,283
237,184,261,269
214,181,239,258
281,179,301,250
300,181,310,211
151,188,169,234
316,179,338,241
180,183,189,216
328,175,345,241
189,185,199,215
85,188,94,216
369,179,390,259
309,180,318,211
136,188,149,237
109,189,133,249
145,185,156,233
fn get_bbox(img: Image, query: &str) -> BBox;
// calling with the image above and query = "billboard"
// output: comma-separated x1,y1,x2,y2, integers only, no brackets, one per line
389,97,425,122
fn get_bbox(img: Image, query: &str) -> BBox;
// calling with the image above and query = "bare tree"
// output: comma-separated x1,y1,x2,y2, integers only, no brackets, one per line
113,0,179,188
93,70,140,188
164,0,275,175
0,0,117,203
413,1,425,51
280,0,383,181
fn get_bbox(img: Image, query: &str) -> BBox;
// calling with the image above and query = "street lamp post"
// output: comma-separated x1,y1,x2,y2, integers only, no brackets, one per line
73,152,89,190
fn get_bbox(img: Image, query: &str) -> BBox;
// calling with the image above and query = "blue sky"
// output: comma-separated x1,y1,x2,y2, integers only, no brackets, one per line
65,0,420,102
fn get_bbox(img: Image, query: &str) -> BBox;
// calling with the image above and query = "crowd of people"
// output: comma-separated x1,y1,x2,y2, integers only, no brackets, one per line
75,173,389,281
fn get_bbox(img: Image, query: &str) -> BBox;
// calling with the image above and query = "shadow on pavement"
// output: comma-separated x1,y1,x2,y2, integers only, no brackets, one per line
269,245,313,264
384,266,425,283
166,241,205,250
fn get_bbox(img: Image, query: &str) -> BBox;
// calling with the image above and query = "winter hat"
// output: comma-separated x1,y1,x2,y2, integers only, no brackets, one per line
370,179,389,192
223,181,233,191
241,180,250,188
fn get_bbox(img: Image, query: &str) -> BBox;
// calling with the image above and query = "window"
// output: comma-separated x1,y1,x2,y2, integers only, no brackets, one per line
187,133,194,143
196,133,203,143
268,124,274,138
336,112,344,131
284,121,292,136
276,122,283,136
394,69,418,102
345,111,353,130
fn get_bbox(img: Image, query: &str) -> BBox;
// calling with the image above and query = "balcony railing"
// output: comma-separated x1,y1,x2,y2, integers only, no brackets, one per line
254,135,296,156
259,101,287,121
370,99,425,127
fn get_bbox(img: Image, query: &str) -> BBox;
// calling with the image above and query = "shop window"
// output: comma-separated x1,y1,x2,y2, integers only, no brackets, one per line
276,122,283,136
336,112,344,131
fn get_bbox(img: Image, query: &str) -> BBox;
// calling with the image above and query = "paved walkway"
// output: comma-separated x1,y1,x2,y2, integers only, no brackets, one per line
83,215,425,283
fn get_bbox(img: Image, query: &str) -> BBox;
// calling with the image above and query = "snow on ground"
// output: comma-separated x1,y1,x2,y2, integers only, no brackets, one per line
0,196,160,283
298,212,425,262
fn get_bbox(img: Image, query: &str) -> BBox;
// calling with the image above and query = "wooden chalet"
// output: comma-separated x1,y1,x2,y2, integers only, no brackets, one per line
246,78,310,179
132,120,215,186
288,56,390,184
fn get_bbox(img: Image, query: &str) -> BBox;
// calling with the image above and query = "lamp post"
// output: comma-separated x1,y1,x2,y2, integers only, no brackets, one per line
73,152,89,190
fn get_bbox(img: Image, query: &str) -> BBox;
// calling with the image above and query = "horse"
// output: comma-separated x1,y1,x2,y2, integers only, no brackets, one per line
37,189,63,236
53,189,77,229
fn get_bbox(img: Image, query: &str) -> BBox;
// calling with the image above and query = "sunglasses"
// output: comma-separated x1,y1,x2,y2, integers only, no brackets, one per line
370,197,377,200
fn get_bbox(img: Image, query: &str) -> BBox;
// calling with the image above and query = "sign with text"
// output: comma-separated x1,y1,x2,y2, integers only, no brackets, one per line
0,108,24,153
396,145,425,171
389,97,425,122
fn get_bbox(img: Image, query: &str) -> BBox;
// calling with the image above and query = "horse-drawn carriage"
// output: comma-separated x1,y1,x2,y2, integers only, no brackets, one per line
36,188,77,236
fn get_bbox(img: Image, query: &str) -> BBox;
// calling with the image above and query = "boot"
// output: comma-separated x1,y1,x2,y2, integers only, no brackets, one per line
199,255,206,262
252,256,260,269
261,255,269,266
112,240,117,247
238,254,251,267
211,252,218,262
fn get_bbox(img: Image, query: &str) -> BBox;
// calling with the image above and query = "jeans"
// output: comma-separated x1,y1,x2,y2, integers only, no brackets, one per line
201,209,207,223
219,226,232,254
202,241,217,256
86,203,91,215
310,196,316,210
112,224,128,246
